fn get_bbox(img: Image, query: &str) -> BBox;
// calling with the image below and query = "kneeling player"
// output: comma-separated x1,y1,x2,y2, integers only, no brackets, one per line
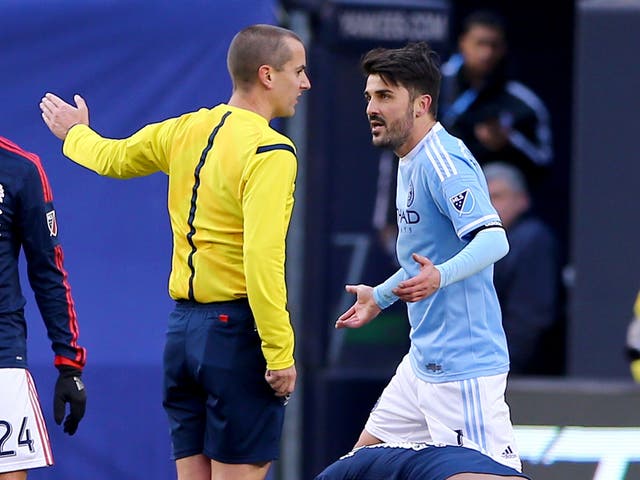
315,443,531,480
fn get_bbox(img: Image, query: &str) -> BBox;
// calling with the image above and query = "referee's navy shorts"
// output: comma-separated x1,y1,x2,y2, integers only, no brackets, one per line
162,299,286,463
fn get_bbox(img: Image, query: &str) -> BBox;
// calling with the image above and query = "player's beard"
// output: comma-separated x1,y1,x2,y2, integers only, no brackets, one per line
370,107,414,152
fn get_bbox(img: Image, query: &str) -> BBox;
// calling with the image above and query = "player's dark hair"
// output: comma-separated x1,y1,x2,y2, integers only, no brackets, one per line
227,24,303,90
361,42,441,116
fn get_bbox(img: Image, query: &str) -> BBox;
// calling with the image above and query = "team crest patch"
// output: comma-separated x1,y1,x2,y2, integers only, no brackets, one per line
449,189,475,215
407,180,415,207
46,210,58,237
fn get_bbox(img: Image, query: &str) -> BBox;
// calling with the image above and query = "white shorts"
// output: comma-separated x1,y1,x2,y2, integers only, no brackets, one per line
0,368,53,474
364,355,521,471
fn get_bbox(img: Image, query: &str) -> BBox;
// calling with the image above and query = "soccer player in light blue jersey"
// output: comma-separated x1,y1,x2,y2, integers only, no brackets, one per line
336,42,522,472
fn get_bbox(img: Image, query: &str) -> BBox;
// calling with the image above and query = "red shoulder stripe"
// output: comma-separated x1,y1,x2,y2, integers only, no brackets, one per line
0,136,53,202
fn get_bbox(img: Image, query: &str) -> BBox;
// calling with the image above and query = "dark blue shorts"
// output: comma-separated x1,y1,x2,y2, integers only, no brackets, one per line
162,299,285,463
315,444,531,479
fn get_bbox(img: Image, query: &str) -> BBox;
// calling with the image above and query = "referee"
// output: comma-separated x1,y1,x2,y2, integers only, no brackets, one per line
40,24,310,480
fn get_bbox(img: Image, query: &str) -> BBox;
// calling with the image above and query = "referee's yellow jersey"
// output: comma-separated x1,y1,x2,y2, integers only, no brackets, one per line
63,104,297,369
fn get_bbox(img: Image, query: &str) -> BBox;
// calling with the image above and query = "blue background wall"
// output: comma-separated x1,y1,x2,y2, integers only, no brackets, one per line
0,2,277,478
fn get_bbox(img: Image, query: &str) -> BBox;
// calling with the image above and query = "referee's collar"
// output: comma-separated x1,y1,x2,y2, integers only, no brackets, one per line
218,103,269,125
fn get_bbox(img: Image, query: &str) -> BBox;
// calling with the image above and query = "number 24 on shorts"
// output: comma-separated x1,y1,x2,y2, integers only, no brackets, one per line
0,417,35,457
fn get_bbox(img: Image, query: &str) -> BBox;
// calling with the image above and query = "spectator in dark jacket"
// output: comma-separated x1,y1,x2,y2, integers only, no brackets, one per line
484,162,563,375
440,11,552,190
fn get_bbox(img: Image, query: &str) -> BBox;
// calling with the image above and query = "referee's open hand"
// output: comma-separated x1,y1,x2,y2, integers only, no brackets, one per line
40,93,90,141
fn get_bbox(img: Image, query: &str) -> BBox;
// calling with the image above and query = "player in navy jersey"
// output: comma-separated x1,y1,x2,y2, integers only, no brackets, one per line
0,136,86,479
336,42,521,471
315,443,530,480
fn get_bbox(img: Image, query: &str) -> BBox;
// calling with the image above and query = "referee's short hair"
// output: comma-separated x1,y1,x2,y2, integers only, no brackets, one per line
227,24,303,91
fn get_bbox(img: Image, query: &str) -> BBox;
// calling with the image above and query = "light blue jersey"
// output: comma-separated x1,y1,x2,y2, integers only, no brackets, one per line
384,123,509,383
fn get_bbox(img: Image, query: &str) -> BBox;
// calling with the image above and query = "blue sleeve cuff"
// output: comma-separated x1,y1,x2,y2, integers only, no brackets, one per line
436,228,509,288
373,268,406,309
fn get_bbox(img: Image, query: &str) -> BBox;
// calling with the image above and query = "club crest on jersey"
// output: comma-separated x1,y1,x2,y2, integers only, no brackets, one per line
46,210,58,237
407,180,415,207
449,189,475,215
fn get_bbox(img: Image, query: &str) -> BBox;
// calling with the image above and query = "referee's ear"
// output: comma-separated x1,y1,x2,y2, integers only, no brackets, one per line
258,65,274,89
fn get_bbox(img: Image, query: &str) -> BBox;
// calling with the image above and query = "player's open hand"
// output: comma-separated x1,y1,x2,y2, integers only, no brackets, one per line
40,93,90,140
392,253,440,302
335,284,381,329
265,364,296,399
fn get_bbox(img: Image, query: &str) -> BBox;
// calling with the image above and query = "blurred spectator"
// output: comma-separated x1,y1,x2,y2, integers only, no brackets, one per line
484,162,564,375
440,10,552,190
626,290,640,382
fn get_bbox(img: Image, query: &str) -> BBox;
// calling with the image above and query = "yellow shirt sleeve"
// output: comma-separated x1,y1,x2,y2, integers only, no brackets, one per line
62,120,178,177
634,291,640,319
242,147,297,370
632,359,640,382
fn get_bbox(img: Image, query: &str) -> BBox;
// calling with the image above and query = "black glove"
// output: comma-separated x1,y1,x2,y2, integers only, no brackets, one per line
54,366,86,435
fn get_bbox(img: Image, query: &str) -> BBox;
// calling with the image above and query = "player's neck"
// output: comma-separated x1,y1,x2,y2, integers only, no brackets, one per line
395,117,437,158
